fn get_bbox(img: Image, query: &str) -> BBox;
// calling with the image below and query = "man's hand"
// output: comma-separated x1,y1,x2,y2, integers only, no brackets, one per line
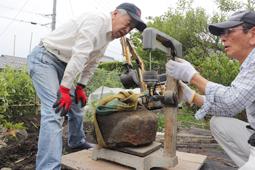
178,81,195,104
166,58,198,83
53,85,72,117
75,84,87,108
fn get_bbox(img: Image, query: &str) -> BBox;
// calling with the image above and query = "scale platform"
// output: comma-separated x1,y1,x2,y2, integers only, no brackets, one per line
91,142,178,170
62,149,206,170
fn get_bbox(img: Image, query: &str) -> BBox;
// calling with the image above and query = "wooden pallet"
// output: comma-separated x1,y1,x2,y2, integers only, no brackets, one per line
62,149,207,170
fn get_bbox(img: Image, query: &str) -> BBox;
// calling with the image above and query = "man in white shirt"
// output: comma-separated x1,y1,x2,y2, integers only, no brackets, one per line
27,3,146,170
166,10,255,169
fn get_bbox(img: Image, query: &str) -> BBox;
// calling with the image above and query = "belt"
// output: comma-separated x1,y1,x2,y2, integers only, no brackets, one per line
246,125,255,131
39,41,44,47
37,42,67,66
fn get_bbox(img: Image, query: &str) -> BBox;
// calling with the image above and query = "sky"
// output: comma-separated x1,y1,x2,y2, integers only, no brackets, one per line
0,0,218,61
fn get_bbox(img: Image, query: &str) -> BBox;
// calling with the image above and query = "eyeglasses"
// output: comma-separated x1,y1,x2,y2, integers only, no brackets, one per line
220,28,246,36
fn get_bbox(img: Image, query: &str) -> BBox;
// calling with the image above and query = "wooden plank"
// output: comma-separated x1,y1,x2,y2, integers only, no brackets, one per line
163,75,178,157
62,149,130,170
62,150,206,170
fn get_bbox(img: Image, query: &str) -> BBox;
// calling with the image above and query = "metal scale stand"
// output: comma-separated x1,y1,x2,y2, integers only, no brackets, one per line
92,28,183,170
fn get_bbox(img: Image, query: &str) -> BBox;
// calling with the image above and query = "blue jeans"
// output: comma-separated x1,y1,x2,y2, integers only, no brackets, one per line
27,46,86,170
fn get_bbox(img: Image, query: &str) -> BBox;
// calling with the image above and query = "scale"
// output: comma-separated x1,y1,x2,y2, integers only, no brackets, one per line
92,27,183,170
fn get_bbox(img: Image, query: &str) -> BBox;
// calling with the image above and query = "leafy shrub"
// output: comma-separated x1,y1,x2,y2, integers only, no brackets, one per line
186,49,240,86
85,68,123,96
0,67,35,119
183,49,240,114
0,73,8,114
98,61,124,72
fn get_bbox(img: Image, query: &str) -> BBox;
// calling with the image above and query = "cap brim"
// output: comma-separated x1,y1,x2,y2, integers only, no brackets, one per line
128,12,147,32
209,20,243,36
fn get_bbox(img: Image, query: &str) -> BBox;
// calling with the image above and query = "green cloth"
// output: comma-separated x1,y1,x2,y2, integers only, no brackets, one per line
96,91,141,116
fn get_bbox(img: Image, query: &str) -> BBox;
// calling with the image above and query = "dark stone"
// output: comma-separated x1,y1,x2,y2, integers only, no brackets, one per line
96,107,158,148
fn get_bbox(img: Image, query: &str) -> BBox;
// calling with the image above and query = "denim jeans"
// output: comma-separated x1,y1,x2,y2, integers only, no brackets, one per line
27,46,86,170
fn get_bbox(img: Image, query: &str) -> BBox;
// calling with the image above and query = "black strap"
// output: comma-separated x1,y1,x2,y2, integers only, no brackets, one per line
248,132,255,147
246,125,255,131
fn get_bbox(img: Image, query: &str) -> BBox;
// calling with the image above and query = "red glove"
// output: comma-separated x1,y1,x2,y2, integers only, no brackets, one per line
75,84,87,107
53,85,72,116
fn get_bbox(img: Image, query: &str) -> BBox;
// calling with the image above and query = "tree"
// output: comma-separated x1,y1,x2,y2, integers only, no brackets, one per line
130,0,209,72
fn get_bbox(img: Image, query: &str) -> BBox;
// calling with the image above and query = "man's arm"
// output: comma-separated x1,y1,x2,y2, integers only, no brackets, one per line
193,93,205,107
190,74,209,94
166,58,255,119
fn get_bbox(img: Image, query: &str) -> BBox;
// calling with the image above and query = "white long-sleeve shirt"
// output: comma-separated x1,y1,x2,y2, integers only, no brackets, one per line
195,48,255,129
41,11,113,88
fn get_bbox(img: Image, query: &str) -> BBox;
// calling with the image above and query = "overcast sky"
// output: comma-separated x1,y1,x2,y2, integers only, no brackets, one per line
0,0,218,60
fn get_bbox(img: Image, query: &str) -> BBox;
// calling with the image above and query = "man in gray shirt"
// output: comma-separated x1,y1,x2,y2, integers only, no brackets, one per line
166,10,255,169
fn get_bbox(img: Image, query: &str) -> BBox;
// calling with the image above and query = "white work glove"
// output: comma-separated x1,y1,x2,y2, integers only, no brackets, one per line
238,146,255,170
178,81,195,104
166,58,198,83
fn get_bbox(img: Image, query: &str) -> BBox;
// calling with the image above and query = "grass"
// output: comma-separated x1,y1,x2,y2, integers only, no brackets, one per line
177,111,210,129
157,107,210,132
84,100,210,132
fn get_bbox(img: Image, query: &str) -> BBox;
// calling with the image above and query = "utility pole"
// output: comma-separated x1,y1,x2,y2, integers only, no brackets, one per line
52,0,57,31
13,34,16,56
29,32,33,53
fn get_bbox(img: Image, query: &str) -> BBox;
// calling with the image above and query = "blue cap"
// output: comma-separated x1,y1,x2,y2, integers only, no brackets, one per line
116,3,147,32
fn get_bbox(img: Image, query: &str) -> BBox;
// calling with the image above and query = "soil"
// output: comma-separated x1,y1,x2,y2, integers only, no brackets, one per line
0,115,238,170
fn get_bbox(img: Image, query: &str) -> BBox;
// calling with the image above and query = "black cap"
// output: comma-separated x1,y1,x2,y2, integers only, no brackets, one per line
116,3,147,32
209,10,255,36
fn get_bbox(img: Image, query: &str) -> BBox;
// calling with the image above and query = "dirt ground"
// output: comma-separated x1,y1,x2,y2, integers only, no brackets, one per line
0,115,238,170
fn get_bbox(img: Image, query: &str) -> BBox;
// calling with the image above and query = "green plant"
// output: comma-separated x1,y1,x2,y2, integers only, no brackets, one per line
98,61,124,72
3,120,26,130
0,74,8,113
85,68,123,96
0,66,36,129
3,67,35,105
186,51,239,86
157,113,165,132
178,107,210,129
156,107,209,132
2,67,35,117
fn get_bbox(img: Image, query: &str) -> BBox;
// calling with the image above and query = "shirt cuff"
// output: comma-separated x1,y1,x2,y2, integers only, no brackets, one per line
205,81,221,103
194,95,209,120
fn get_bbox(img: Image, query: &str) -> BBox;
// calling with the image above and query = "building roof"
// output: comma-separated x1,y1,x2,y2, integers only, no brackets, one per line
0,55,27,69
0,54,116,70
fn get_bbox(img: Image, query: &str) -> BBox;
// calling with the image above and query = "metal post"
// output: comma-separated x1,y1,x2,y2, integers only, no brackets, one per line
13,34,16,56
29,32,33,53
52,0,57,31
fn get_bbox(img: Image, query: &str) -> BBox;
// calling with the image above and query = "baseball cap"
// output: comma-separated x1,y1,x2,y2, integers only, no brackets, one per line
116,3,147,32
209,10,255,36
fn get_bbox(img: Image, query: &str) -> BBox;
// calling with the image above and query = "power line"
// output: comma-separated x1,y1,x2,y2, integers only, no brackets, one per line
0,15,51,27
0,0,31,38
0,3,51,18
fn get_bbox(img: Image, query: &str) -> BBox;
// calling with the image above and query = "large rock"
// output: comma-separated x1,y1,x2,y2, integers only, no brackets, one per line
96,107,158,148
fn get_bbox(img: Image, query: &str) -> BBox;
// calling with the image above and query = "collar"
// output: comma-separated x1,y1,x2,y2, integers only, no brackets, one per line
241,48,255,69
